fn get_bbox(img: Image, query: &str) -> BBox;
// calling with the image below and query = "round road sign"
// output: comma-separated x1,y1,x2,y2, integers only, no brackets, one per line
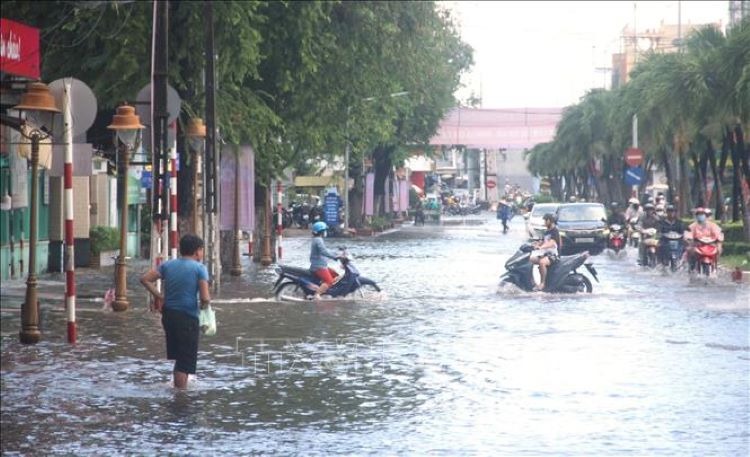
624,147,643,167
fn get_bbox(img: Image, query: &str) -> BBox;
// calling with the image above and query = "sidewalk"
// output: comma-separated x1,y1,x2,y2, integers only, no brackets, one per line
0,260,153,309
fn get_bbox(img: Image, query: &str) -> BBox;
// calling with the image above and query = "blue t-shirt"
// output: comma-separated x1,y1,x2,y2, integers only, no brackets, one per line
309,236,337,270
158,258,209,319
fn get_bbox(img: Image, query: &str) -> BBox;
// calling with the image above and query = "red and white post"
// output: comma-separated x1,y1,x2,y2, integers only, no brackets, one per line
169,122,178,258
63,80,76,343
276,180,283,260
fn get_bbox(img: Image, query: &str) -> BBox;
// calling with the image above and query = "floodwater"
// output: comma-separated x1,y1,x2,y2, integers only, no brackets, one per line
2,215,749,456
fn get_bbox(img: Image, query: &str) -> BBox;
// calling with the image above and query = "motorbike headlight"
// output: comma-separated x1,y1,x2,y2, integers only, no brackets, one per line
274,266,282,275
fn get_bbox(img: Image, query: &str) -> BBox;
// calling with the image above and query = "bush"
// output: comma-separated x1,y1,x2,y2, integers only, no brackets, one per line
720,221,745,242
533,194,557,204
90,226,120,255
723,241,750,257
369,216,392,232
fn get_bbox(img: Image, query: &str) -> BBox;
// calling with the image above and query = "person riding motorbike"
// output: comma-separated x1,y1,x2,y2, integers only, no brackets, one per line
658,204,685,265
529,213,561,291
607,202,627,226
638,203,661,266
687,207,724,271
624,197,643,221
309,221,341,300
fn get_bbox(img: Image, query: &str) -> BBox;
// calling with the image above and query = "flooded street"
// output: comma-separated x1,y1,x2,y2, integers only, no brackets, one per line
2,215,749,456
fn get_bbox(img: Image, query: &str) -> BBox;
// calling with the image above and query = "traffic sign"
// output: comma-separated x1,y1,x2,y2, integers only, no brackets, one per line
486,180,496,189
624,147,643,167
624,166,644,186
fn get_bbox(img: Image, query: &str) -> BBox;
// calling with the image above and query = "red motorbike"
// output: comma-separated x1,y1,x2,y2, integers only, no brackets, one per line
693,236,719,277
607,224,626,254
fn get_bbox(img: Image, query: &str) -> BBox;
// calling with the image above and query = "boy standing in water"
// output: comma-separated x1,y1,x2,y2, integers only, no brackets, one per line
140,234,211,389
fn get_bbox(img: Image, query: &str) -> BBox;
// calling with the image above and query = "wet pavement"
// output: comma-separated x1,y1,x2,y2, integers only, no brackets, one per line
2,214,749,456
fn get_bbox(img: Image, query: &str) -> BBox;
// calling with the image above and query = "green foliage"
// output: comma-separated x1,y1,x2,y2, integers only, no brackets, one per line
720,221,745,242
89,226,120,255
532,194,557,204
722,241,750,257
369,216,392,232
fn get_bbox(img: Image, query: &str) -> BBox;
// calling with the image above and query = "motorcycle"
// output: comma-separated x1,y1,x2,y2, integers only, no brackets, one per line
691,236,719,277
607,223,626,254
499,243,599,293
273,207,293,229
291,202,311,229
641,227,660,268
661,231,685,272
274,248,381,301
628,218,641,247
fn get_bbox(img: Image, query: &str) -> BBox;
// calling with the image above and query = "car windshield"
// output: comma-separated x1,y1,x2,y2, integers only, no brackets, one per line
558,205,606,222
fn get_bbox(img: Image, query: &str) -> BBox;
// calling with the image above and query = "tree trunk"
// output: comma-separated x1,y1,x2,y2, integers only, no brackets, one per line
372,144,394,217
731,130,742,222
707,140,722,220
662,147,675,204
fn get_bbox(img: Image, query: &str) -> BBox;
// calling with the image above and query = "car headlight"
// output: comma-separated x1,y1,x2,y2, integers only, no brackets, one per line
602,229,610,236
558,230,566,237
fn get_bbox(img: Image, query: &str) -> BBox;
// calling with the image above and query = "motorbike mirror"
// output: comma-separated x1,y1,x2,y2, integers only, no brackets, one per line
523,213,530,220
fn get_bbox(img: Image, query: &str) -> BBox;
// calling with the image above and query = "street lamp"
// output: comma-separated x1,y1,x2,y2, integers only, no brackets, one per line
13,82,60,344
344,91,409,231
107,104,144,312
185,118,206,236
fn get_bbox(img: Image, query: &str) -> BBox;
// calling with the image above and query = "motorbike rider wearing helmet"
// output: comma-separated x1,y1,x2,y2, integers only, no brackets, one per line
607,202,627,226
658,204,686,263
530,213,561,291
638,203,661,265
687,207,724,269
309,221,340,299
624,197,643,222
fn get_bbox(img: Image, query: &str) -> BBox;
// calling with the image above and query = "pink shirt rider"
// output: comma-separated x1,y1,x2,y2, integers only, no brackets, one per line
688,221,724,242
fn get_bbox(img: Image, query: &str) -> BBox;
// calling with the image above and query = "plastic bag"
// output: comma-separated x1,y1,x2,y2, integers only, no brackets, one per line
199,305,217,336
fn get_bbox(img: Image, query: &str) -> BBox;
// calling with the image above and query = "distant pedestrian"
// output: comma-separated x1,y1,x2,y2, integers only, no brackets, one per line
497,199,511,233
140,234,211,389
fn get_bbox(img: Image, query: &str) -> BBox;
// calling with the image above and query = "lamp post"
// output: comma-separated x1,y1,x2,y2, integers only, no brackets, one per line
14,82,60,345
344,91,409,231
185,118,206,236
107,104,145,312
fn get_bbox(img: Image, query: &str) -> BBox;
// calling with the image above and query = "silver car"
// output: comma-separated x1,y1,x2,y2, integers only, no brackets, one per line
525,203,559,239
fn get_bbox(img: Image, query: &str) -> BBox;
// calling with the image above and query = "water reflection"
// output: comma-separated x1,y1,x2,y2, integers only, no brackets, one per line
2,215,749,455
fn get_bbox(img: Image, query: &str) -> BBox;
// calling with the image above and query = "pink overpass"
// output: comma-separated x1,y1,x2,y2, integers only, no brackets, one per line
429,107,563,149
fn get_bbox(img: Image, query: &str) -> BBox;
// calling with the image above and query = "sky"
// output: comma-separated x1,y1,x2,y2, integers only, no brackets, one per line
440,1,729,109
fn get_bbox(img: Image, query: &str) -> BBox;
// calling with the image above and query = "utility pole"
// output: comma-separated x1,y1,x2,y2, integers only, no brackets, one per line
204,1,221,288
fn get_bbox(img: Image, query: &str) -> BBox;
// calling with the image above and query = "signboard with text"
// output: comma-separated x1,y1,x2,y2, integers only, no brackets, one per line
1,18,40,79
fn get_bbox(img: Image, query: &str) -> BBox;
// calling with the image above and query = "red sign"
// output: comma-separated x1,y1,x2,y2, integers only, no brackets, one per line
1,18,40,80
486,180,497,189
624,147,643,167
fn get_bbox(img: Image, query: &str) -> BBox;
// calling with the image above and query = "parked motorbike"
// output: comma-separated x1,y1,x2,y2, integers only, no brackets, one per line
499,243,599,293
641,227,660,268
272,207,293,229
274,248,381,301
661,231,685,272
690,236,719,277
607,223,626,254
291,202,311,229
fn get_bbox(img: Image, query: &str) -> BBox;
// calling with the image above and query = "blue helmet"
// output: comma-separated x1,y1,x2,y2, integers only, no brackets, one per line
312,221,328,234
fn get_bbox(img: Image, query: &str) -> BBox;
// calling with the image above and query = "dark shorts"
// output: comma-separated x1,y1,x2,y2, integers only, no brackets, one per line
161,308,199,374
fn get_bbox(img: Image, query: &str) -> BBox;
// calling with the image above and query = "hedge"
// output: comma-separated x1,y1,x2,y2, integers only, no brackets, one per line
89,226,120,255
